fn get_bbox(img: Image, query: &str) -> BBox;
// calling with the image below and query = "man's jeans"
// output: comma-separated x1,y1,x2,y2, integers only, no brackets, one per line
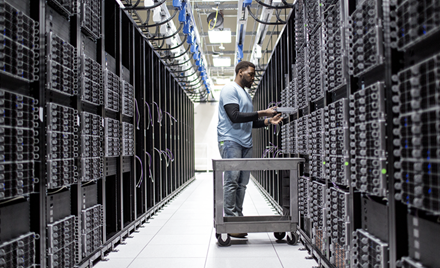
218,140,253,217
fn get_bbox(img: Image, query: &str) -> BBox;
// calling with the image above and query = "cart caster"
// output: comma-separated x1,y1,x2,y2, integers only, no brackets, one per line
216,233,231,246
286,232,298,245
274,232,286,240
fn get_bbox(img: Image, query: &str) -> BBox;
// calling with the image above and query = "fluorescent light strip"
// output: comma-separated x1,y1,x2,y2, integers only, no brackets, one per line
208,29,232,44
213,57,231,67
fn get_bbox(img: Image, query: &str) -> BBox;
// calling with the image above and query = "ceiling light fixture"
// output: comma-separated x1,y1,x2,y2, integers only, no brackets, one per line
215,78,232,85
208,29,232,44
213,57,231,67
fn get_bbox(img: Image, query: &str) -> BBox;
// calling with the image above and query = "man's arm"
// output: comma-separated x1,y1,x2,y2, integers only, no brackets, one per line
224,103,258,123
224,104,279,124
252,119,266,128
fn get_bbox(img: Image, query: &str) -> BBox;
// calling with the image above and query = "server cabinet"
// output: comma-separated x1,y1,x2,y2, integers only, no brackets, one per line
251,1,440,268
0,0,196,267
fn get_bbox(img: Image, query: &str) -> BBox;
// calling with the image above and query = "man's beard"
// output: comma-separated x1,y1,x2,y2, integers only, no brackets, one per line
243,80,253,88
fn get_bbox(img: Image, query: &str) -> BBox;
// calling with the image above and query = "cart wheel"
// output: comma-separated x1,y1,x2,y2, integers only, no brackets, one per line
215,233,220,239
286,232,298,245
217,234,231,246
274,232,286,240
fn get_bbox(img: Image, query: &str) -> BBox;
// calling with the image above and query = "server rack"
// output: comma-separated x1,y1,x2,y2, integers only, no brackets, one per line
0,0,195,267
251,1,440,268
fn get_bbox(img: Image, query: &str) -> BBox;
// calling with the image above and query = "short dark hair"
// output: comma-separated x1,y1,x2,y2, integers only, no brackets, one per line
235,61,255,75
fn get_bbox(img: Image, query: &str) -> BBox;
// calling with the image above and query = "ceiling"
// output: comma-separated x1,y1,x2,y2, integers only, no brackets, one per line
119,0,295,101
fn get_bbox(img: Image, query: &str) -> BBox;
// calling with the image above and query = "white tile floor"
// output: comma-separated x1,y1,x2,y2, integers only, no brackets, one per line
94,172,318,268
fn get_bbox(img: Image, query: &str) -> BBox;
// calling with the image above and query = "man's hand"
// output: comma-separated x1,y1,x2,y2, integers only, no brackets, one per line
264,113,283,126
269,113,283,125
258,107,278,117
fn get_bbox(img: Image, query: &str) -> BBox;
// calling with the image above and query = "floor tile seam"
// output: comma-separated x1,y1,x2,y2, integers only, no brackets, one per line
203,228,215,268
248,181,284,267
270,233,285,268
197,177,215,268
193,176,216,268
126,179,204,267
249,181,309,268
257,190,289,268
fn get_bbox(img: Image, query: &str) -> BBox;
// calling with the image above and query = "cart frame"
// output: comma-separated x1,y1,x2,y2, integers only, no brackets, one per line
212,158,304,246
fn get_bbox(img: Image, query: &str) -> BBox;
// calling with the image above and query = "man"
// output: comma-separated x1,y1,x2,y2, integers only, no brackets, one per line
217,61,283,238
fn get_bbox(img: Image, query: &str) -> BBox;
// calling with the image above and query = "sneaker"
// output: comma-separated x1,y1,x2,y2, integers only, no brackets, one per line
229,233,248,238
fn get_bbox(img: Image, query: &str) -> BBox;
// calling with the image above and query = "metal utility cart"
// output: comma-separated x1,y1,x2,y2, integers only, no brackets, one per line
213,158,304,246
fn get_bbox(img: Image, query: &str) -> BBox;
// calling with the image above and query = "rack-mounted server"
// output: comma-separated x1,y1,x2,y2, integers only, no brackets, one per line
351,229,388,268
81,204,103,258
47,215,77,268
80,0,101,40
0,89,38,199
325,99,349,186
394,52,440,213
47,0,77,18
322,0,347,93
104,69,120,112
121,122,134,157
121,80,134,118
47,103,78,189
393,0,440,51
349,82,387,196
0,232,36,268
308,29,324,102
0,1,39,82
348,0,384,77
81,55,102,106
81,111,103,182
46,32,78,96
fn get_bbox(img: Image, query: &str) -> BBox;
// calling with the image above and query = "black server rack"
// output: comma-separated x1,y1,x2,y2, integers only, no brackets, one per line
251,1,440,268
0,0,195,267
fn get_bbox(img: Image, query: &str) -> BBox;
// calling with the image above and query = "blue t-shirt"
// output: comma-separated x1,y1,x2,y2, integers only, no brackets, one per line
217,82,254,148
